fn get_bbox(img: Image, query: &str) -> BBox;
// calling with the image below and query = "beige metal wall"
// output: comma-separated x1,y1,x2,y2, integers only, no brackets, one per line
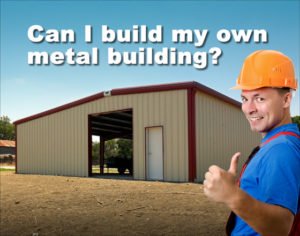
17,90,189,181
195,91,261,182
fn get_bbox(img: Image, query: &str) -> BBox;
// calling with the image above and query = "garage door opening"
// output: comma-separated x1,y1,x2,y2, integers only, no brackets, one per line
88,109,133,177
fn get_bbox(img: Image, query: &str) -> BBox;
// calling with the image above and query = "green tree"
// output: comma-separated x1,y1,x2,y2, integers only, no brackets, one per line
92,139,119,164
117,139,132,159
104,139,118,159
292,116,300,130
92,141,100,164
0,116,15,140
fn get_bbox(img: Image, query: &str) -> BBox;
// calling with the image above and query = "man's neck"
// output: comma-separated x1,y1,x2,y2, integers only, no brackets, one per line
261,117,292,138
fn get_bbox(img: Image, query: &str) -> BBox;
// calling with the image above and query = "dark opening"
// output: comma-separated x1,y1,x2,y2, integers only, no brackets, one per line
89,110,133,177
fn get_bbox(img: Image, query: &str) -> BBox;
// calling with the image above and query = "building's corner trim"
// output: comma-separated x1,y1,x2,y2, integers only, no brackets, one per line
187,87,196,182
14,124,17,173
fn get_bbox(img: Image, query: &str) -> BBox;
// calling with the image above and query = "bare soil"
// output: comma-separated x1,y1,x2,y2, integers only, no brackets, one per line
0,172,230,236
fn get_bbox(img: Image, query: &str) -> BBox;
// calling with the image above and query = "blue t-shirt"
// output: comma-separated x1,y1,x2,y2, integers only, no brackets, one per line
231,124,300,236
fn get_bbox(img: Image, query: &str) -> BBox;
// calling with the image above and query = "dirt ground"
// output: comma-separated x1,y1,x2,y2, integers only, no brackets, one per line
0,172,230,236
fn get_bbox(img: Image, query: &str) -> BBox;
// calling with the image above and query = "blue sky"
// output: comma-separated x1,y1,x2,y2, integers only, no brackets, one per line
1,0,299,122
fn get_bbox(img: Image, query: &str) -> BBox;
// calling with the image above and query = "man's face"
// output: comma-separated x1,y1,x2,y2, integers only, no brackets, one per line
241,87,290,135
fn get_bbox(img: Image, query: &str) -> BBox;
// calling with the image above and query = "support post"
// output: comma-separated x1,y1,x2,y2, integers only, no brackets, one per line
100,136,105,174
88,115,92,177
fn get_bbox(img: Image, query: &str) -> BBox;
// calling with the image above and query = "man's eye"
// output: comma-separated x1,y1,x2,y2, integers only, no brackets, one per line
241,97,247,102
257,97,264,102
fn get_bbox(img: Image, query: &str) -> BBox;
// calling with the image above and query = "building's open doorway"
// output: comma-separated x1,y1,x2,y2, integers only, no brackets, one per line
88,109,133,177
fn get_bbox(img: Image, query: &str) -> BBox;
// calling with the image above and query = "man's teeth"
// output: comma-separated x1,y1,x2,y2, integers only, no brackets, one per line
250,117,263,121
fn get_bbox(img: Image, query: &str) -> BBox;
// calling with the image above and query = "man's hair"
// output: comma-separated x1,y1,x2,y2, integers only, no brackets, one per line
275,87,292,96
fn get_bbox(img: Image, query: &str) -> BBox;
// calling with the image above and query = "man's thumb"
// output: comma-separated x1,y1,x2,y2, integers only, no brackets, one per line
228,152,241,175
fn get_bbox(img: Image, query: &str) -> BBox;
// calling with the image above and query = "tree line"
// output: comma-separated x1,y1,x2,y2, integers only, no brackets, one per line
0,116,15,140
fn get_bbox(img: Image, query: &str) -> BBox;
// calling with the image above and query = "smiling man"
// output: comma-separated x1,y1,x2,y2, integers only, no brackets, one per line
204,50,300,236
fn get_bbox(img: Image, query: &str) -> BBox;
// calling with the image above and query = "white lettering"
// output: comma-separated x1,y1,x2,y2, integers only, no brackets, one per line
28,51,49,64
85,25,92,43
28,25,44,43
28,48,98,65
102,25,116,43
217,29,231,43
108,48,122,64
172,29,193,43
254,29,267,42
231,29,252,43
27,25,75,43
50,52,64,65
194,30,208,47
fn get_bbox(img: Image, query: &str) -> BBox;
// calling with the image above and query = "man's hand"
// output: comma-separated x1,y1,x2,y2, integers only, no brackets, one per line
204,152,294,235
203,152,241,204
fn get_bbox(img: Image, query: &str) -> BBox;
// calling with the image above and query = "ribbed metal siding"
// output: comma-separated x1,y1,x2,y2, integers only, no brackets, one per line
195,91,261,182
16,90,188,181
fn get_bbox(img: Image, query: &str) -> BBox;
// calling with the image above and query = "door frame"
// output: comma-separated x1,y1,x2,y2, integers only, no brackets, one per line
144,125,164,180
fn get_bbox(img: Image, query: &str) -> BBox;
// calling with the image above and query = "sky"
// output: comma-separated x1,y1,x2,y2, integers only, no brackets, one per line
1,0,299,122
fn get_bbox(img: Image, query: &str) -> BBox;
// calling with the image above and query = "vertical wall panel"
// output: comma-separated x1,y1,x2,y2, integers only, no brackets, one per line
195,91,260,182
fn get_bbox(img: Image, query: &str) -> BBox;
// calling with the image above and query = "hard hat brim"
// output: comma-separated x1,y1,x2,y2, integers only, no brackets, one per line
230,79,298,90
230,84,263,90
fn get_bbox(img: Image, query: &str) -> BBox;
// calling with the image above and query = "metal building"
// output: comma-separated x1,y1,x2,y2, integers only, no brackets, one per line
14,81,260,182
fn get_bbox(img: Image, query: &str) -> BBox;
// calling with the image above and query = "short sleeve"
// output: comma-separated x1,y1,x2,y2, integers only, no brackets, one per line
258,143,300,215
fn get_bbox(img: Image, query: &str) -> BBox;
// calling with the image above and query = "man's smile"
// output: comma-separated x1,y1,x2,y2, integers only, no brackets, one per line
249,117,264,121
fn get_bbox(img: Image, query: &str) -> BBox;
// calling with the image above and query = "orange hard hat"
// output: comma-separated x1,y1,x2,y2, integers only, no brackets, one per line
231,50,298,90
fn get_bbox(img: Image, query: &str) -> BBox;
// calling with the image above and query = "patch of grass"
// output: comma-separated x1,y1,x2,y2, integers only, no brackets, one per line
92,167,122,174
0,168,15,172
92,168,100,173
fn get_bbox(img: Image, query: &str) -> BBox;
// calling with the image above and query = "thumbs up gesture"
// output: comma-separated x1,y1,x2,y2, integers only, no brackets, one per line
204,153,241,204
228,152,240,175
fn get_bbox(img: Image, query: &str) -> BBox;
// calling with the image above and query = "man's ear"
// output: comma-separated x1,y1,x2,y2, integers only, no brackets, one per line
283,92,292,108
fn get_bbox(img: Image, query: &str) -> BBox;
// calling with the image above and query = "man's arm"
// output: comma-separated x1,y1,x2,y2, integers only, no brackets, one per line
203,153,294,236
